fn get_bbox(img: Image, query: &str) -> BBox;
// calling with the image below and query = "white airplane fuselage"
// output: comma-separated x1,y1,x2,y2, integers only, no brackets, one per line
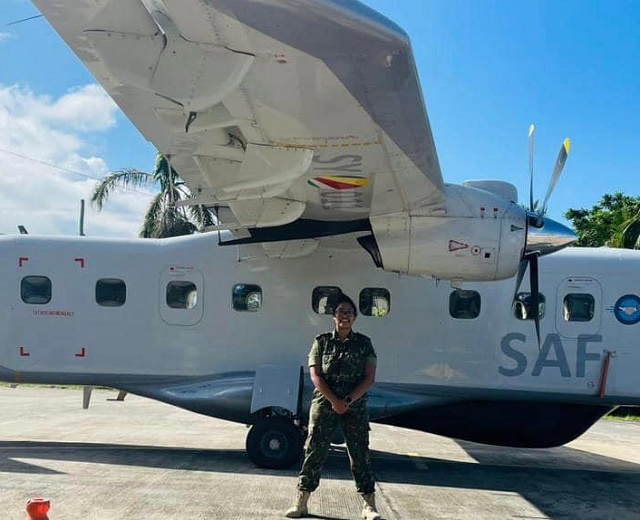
1,233,638,452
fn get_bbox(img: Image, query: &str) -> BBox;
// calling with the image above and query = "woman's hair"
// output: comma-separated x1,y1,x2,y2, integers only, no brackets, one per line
332,293,358,318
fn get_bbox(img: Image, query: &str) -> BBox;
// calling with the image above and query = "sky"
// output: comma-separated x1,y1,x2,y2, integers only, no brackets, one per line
0,0,639,236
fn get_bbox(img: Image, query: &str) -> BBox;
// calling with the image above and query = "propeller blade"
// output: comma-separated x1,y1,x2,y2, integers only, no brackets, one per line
512,258,528,307
528,124,535,212
529,253,541,349
541,138,571,215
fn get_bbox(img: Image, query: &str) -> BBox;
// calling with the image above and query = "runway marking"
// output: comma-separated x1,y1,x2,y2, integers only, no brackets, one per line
407,452,428,470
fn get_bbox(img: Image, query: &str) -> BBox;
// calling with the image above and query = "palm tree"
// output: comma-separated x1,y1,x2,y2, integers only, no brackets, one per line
91,153,216,238
619,211,640,249
599,194,640,249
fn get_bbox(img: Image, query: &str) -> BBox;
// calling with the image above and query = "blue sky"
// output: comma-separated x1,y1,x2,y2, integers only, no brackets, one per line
1,0,639,235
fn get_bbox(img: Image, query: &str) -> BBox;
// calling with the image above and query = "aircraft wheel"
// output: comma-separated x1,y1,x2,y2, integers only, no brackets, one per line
246,417,304,469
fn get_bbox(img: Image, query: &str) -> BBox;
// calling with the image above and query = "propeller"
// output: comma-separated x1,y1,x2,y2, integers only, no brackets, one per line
540,137,571,218
513,125,572,347
528,124,535,213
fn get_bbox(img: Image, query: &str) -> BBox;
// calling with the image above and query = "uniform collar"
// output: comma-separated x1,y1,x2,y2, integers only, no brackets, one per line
332,329,356,342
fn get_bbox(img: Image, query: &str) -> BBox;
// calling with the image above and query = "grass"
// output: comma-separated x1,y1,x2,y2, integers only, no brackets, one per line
605,407,640,422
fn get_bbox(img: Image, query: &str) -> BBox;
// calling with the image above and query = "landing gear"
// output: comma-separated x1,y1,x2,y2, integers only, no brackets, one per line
246,417,304,469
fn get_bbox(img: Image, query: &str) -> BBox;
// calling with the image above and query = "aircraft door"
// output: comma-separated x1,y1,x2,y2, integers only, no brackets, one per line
159,266,204,326
555,277,602,338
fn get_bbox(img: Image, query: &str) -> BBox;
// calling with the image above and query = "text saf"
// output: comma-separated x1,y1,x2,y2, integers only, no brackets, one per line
500,333,603,377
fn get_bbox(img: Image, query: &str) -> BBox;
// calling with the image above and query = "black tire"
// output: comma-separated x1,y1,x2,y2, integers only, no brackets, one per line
246,417,304,469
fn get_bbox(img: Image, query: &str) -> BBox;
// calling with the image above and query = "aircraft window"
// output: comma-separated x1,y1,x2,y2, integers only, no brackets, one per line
166,281,198,310
21,276,51,305
359,288,390,317
312,286,342,315
449,289,481,319
513,292,546,320
563,293,595,322
232,284,262,312
95,278,126,307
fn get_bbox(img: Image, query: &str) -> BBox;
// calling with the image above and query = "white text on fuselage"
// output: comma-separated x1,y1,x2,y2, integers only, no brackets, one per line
500,333,602,377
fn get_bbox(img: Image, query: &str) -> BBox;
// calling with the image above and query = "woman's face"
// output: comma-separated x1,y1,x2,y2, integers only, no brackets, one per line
334,303,356,333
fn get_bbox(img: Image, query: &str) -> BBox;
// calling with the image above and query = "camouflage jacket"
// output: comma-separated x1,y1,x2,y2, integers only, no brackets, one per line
308,330,377,399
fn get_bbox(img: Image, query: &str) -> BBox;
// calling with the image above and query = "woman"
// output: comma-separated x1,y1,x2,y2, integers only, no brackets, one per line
286,294,380,520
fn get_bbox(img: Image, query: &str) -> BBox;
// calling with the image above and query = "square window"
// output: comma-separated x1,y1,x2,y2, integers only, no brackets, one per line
233,284,262,311
312,286,342,315
563,293,595,322
96,278,126,307
359,288,390,317
514,292,546,320
167,281,198,309
450,289,481,319
21,276,51,304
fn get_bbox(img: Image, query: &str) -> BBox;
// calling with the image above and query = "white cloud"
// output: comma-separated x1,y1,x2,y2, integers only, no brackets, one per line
43,84,118,131
0,83,151,237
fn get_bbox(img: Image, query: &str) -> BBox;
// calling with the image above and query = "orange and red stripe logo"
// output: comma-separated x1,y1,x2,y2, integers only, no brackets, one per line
307,176,369,190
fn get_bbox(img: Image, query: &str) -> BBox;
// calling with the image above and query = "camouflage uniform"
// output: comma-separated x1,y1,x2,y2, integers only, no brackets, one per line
298,330,377,495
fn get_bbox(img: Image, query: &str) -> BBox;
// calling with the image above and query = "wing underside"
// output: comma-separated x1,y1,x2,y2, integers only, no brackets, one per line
34,0,445,250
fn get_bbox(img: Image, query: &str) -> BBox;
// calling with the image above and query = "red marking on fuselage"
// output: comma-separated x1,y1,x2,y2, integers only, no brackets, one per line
74,258,85,268
19,347,30,357
18,257,29,267
75,347,86,358
448,240,469,252
317,178,360,190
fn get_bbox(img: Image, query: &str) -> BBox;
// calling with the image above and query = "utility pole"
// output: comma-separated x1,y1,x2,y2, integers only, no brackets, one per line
79,199,86,236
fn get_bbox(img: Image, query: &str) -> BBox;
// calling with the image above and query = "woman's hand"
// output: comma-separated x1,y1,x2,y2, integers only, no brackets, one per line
331,399,349,415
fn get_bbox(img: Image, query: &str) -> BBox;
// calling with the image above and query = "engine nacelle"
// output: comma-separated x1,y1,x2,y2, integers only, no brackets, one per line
370,184,526,281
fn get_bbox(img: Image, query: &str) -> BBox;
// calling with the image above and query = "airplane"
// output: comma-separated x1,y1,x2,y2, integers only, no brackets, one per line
3,0,636,469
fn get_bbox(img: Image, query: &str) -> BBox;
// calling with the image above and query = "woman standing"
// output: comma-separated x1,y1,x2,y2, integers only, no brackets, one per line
285,294,380,519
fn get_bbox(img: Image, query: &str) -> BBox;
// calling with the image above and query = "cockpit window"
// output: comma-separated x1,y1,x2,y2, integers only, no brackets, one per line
21,276,51,304
514,292,546,320
563,293,595,322
449,289,481,319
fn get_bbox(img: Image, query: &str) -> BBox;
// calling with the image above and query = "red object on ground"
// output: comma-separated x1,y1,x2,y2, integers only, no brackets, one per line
26,498,50,520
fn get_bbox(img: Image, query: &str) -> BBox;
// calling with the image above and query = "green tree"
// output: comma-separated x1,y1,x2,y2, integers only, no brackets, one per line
91,153,215,238
565,192,640,248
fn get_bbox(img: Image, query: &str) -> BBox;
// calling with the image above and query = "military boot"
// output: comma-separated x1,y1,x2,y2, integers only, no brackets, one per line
361,492,381,520
285,490,310,518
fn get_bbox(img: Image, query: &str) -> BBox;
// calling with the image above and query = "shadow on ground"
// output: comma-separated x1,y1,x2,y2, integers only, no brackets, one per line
1,440,639,518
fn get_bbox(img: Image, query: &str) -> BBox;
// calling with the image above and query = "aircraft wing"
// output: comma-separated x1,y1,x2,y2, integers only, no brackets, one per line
34,0,445,243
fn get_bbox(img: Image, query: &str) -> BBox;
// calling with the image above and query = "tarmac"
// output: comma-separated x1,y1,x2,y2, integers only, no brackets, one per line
1,386,639,519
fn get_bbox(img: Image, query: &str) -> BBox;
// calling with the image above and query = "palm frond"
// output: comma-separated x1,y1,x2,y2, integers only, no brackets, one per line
140,193,200,238
91,169,153,210
621,217,640,249
188,204,217,230
140,192,166,238
97,151,208,238
161,211,198,237
153,153,182,193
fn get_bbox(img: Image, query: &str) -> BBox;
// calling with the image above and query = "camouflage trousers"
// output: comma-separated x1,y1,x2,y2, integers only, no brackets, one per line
297,397,375,494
